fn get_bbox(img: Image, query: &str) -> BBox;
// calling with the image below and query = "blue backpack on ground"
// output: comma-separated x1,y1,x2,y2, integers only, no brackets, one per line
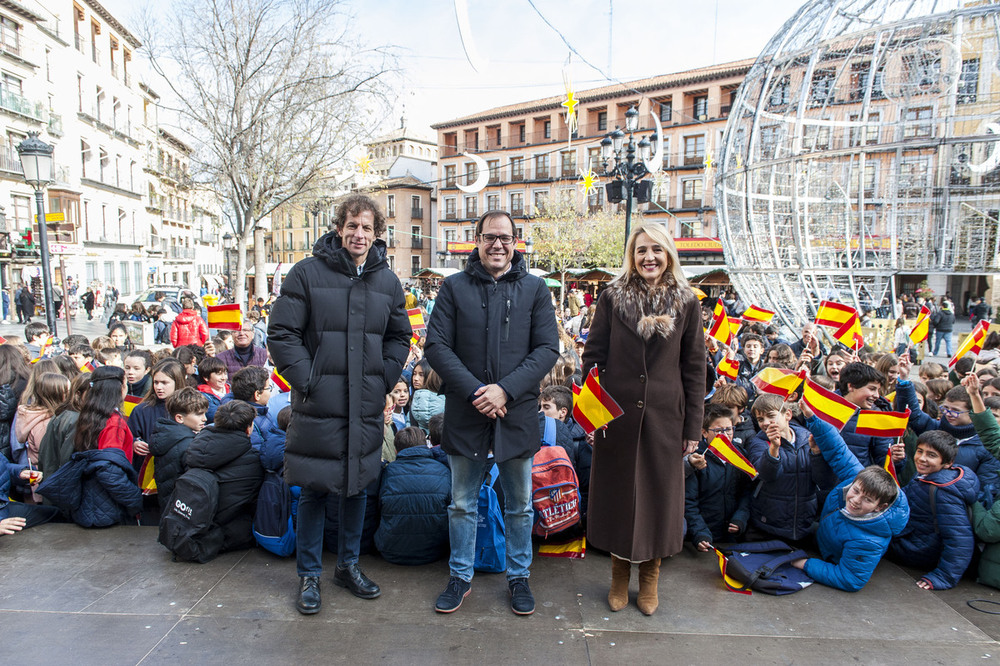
252,470,300,557
474,464,506,573
716,540,814,595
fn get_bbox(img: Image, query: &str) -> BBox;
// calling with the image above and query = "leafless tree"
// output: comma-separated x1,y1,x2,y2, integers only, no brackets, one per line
141,0,394,304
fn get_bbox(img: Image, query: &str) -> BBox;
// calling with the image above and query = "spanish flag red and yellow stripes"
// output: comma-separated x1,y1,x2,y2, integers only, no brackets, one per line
884,451,900,486
80,360,97,372
714,548,752,595
751,367,806,400
0,334,7,345
949,319,989,368
717,356,740,380
855,408,911,438
271,369,291,393
741,304,775,324
122,395,142,417
708,298,734,346
815,300,856,328
572,366,625,434
832,312,864,350
707,433,758,479
909,306,931,344
207,303,242,331
138,456,157,495
537,536,586,559
407,308,426,331
30,336,53,363
801,379,857,431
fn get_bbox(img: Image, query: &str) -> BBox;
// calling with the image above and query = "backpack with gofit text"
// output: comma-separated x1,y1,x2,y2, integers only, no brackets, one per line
158,468,224,563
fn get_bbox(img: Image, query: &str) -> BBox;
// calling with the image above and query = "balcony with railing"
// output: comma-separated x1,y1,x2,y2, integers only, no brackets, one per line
75,33,85,53
0,88,44,121
444,210,457,220
410,207,423,219
48,113,63,137
510,205,525,217
0,147,22,175
411,237,423,249
111,62,119,79
124,71,131,87
92,46,100,65
169,246,194,260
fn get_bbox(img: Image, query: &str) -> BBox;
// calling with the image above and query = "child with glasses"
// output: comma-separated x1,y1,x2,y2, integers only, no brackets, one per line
684,404,751,552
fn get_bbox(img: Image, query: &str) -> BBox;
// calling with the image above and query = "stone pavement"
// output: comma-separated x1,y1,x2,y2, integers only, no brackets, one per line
3,524,1000,665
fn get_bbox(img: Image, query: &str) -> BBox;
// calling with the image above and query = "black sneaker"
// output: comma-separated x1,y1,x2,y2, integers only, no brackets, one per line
508,577,534,615
435,576,472,613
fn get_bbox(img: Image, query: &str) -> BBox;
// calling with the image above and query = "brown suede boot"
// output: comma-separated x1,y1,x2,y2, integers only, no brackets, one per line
608,556,631,611
636,558,661,616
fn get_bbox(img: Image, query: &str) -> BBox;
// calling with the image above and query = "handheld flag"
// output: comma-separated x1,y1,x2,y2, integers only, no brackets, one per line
207,303,242,331
122,395,142,418
714,548,752,595
538,536,586,559
832,312,864,350
407,308,426,331
949,320,989,368
31,336,54,363
801,379,858,431
909,306,930,344
271,370,291,393
750,367,806,400
80,360,97,372
884,451,900,486
815,300,856,328
572,366,624,434
741,305,775,324
708,298,734,346
693,287,708,301
707,433,758,478
0,334,7,345
717,356,740,380
138,456,157,496
855,409,911,439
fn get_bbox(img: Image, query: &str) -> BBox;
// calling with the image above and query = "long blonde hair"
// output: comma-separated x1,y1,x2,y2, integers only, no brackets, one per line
615,222,689,289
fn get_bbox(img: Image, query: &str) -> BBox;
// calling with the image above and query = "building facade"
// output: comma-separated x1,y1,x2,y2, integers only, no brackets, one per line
430,60,754,268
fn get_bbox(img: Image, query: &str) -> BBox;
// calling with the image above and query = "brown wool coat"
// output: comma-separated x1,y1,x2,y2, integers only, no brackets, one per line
582,276,706,561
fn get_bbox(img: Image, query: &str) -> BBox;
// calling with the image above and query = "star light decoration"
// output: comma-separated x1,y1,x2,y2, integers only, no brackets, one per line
578,167,600,196
651,170,670,204
703,150,714,172
561,62,578,142
356,154,374,176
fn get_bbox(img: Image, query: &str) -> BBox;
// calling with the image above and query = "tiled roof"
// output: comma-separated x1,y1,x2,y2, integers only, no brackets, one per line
431,59,755,130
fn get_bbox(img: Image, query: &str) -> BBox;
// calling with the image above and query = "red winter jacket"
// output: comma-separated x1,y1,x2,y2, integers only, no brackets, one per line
170,309,209,348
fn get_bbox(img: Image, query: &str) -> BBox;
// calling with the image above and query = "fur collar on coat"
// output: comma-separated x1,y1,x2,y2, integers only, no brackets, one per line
603,273,694,341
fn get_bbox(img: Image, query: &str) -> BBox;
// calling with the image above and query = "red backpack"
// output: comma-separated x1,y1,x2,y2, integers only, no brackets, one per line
531,441,581,538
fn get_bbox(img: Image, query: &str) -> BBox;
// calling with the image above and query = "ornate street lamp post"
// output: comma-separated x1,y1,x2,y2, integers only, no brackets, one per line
17,132,57,335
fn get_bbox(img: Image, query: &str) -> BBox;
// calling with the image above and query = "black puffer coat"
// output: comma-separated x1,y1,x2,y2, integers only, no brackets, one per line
183,426,264,551
267,233,411,496
0,380,23,461
425,250,559,462
149,418,195,511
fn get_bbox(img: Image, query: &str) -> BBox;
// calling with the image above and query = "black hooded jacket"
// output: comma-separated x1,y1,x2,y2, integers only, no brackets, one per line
267,232,411,496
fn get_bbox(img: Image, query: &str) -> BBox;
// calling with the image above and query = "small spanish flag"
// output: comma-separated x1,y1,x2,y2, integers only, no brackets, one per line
884,391,896,405
741,305,775,324
751,367,806,400
832,312,864,350
271,369,291,393
884,450,900,486
537,536,586,559
122,395,142,417
30,335,54,363
714,548,752,595
717,356,740,380
801,379,858,431
950,319,989,368
80,360,96,372
207,303,242,331
708,298,734,346
138,456,157,495
407,308,426,331
572,366,624,434
855,408,911,439
815,300,856,328
707,433,758,478
0,335,7,345
909,306,931,345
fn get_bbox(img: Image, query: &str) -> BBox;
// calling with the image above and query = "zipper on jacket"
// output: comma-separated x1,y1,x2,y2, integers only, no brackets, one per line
503,297,511,342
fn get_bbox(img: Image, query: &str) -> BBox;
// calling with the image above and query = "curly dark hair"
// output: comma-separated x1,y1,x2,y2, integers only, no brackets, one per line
332,193,386,237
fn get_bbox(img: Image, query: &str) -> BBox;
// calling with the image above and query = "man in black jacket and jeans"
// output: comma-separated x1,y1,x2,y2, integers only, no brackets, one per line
268,194,411,615
425,210,559,616
931,300,956,357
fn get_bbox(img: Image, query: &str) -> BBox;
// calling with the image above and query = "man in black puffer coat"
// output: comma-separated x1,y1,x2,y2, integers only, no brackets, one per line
268,194,411,615
183,400,263,552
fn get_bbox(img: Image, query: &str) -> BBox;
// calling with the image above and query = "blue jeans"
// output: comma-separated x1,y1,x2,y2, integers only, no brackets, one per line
933,330,953,357
295,488,366,577
448,454,533,583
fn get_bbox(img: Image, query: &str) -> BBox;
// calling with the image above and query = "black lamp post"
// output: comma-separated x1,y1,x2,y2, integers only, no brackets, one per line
0,206,8,323
17,132,57,336
222,232,233,300
524,236,534,270
601,106,655,252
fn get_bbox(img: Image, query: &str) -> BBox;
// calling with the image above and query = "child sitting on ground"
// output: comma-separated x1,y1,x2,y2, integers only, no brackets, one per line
409,360,445,434
685,403,751,550
792,402,909,591
230,366,284,471
889,428,980,590
374,426,451,565
149,388,208,511
196,356,230,423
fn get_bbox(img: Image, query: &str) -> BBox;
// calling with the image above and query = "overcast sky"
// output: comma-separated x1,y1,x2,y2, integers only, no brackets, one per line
103,0,807,138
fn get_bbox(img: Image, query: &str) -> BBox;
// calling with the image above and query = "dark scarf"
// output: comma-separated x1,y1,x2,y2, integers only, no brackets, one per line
234,342,256,367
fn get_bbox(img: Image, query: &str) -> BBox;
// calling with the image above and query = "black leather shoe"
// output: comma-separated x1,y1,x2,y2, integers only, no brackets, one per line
297,576,321,614
333,563,381,599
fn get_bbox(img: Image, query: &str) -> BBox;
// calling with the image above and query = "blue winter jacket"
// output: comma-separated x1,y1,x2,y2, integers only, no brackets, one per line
196,385,230,424
802,416,910,591
891,464,980,590
409,388,445,434
839,410,894,469
747,423,819,541
0,454,26,519
896,378,1000,502
36,448,142,527
374,446,451,565
684,437,751,545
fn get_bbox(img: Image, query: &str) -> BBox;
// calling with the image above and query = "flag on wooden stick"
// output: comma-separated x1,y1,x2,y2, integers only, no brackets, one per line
572,366,624,434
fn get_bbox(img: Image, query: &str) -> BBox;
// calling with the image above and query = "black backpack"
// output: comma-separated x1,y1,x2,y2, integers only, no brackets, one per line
158,468,225,563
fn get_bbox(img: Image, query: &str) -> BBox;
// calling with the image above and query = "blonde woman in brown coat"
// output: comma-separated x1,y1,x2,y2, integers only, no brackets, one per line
582,222,706,615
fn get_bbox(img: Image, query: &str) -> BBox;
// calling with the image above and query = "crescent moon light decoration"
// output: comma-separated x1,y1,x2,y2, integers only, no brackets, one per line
455,152,489,194
643,109,664,173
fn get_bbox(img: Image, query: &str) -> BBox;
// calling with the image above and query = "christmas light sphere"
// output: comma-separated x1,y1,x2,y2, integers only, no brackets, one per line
716,0,1000,329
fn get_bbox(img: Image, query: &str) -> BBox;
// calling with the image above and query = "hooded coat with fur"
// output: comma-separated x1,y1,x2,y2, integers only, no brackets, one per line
581,272,706,561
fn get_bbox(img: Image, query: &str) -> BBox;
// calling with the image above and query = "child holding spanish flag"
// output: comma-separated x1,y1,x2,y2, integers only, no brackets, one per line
962,373,1000,589
790,402,909,592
